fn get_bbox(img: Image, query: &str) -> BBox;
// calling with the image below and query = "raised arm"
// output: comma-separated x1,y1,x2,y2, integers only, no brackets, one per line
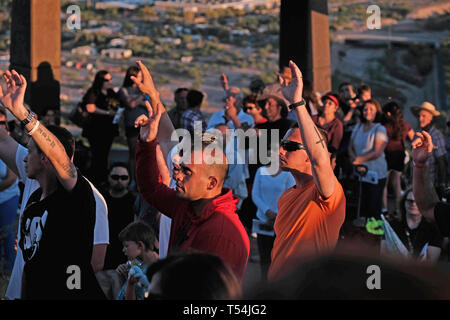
412,131,439,221
1,70,77,191
131,61,177,161
281,61,335,198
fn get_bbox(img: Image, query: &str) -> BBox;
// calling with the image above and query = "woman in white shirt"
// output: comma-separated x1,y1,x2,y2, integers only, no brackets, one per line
348,99,388,221
252,164,295,281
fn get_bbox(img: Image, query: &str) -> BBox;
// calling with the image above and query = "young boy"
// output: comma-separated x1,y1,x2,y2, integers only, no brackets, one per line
115,220,158,300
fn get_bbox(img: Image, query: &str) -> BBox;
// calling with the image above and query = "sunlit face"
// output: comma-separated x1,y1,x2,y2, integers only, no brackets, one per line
244,102,262,117
102,73,112,90
404,191,420,216
264,97,282,122
418,110,433,129
360,90,371,102
172,151,210,201
322,98,338,116
24,139,44,179
278,128,310,173
122,240,142,260
363,103,377,122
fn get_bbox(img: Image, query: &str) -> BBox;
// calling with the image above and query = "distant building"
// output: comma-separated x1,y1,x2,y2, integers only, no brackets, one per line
71,46,97,56
109,38,126,47
154,0,278,12
101,48,133,59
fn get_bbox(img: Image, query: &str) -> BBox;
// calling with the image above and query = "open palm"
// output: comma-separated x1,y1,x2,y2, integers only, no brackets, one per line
0,70,27,115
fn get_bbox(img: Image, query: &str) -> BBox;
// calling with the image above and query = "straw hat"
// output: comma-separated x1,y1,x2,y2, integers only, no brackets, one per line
410,101,440,117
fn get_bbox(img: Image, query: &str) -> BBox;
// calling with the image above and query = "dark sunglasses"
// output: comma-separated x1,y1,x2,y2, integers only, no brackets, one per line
103,77,112,82
244,106,254,111
110,174,129,181
280,140,307,152
0,121,6,125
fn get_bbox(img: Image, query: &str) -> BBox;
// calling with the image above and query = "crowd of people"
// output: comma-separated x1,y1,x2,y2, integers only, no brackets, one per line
0,56,449,300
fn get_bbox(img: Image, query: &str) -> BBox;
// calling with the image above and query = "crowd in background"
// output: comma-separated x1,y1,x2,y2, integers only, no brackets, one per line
0,59,450,300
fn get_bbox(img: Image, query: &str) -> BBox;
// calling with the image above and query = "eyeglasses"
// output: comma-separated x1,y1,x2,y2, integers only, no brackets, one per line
110,174,129,181
405,199,415,205
0,121,6,126
280,140,307,152
244,106,254,111
104,77,112,82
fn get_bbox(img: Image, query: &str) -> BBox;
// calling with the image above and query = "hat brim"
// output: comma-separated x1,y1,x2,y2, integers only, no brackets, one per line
410,106,440,117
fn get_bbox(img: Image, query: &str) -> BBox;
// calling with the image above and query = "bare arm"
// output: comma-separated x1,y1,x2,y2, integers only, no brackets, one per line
353,139,387,165
1,70,77,191
91,244,107,273
412,131,439,221
281,61,335,198
131,61,177,161
0,167,17,192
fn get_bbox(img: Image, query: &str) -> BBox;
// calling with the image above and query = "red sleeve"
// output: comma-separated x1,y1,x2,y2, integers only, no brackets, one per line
330,119,344,151
135,138,182,219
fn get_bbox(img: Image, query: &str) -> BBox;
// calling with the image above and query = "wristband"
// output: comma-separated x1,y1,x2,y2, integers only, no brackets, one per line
413,162,427,169
27,120,40,136
21,111,36,126
288,99,306,110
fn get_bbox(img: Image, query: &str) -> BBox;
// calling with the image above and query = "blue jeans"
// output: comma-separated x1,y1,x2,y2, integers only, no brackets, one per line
0,195,19,272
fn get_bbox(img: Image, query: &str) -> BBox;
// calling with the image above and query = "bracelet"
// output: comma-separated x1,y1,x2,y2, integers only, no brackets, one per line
27,120,40,136
413,162,427,169
288,99,306,110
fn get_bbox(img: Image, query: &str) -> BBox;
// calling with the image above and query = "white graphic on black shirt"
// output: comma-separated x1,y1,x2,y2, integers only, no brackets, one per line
22,210,48,261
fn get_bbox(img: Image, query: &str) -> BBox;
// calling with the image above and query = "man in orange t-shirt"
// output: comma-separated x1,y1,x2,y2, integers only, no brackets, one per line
268,61,346,282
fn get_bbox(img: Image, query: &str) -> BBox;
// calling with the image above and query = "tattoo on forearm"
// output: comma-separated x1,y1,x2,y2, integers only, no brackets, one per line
62,162,77,178
314,126,326,149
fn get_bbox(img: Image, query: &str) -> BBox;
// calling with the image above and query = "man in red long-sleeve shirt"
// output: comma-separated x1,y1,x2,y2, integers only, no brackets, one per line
132,61,249,281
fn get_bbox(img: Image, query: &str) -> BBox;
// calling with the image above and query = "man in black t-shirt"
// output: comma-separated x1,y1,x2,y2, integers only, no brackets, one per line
0,70,105,299
412,131,450,239
96,162,137,299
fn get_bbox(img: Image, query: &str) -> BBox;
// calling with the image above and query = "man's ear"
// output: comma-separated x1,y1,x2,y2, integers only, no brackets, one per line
207,176,218,190
137,241,146,250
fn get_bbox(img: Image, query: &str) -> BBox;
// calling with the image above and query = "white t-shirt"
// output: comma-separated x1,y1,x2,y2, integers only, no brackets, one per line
207,109,254,130
5,145,109,300
351,123,388,180
0,159,20,204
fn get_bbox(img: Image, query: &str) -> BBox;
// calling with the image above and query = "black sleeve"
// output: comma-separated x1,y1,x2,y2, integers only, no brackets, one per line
434,202,450,237
428,222,443,249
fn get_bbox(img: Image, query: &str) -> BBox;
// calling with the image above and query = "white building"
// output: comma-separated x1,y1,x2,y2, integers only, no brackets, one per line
101,48,133,59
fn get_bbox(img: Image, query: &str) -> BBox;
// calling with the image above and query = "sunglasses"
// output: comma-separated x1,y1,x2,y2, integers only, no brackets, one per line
0,121,6,125
104,77,112,82
110,174,129,181
244,106,255,111
280,140,307,152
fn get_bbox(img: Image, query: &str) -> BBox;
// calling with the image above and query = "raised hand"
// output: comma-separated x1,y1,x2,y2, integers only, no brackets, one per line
135,100,163,142
131,61,160,104
220,73,229,91
280,60,303,104
0,70,27,119
411,131,434,165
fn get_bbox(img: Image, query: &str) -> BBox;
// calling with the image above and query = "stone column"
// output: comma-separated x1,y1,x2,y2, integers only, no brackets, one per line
279,0,331,94
10,0,61,118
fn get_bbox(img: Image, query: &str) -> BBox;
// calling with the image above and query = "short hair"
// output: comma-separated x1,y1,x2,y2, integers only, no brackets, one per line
109,161,129,174
243,95,258,108
357,84,371,95
36,125,75,159
175,87,188,95
118,220,155,251
186,89,204,109
145,252,242,299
